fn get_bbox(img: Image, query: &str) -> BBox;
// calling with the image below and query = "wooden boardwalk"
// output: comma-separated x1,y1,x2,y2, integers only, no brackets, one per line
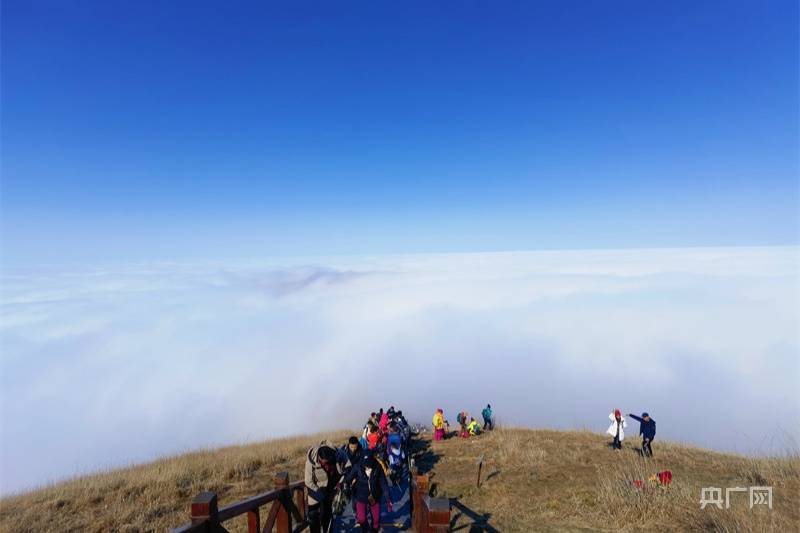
170,435,450,532
331,475,412,532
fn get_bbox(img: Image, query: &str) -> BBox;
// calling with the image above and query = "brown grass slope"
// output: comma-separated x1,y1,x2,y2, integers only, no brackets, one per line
0,428,798,532
427,428,799,532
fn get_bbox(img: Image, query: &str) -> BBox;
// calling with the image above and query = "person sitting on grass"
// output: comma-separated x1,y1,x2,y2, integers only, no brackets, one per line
628,411,656,457
346,452,393,533
467,417,482,436
606,409,627,450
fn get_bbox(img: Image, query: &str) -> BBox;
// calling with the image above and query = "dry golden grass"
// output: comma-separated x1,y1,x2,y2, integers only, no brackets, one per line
0,430,351,533
1,427,797,532
427,427,800,532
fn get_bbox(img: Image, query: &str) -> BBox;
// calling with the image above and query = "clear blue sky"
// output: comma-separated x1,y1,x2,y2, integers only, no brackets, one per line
2,1,798,266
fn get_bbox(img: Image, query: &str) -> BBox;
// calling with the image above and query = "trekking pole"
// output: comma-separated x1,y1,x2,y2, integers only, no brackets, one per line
476,455,484,488
327,485,346,533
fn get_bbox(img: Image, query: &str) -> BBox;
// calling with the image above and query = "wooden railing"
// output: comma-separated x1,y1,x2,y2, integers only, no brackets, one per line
411,469,451,532
171,453,452,532
171,472,307,533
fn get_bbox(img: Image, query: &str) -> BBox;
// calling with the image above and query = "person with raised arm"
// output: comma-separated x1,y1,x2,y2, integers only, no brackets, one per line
628,411,656,457
606,409,627,450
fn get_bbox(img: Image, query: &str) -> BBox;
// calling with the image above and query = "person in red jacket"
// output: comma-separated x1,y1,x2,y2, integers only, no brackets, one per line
365,422,381,450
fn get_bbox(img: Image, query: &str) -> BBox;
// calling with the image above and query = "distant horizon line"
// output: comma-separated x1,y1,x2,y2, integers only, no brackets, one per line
2,242,797,272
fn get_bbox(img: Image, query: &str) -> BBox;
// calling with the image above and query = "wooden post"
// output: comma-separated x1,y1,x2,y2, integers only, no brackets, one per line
246,508,260,533
191,491,219,525
413,473,430,532
427,497,451,532
274,472,291,533
293,484,306,523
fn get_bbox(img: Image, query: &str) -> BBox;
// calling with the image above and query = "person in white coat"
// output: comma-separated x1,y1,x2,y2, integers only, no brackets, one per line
606,409,627,450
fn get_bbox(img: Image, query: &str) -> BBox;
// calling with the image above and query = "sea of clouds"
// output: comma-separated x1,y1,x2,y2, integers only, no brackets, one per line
1,246,798,494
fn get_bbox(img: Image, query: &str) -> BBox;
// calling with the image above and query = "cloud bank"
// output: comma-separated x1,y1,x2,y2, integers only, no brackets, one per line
1,247,798,494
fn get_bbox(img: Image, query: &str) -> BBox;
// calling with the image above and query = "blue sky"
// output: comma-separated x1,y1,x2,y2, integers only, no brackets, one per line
2,1,798,265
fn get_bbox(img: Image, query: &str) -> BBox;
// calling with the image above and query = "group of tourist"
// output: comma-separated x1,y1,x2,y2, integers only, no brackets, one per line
303,404,657,532
431,403,494,441
606,409,657,456
304,406,410,533
429,404,657,458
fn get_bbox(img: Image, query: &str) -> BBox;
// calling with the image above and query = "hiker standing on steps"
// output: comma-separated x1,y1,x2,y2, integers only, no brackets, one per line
305,442,341,533
628,412,656,457
482,404,494,431
365,421,381,450
379,410,390,433
338,436,363,515
432,408,445,441
339,436,363,476
606,409,627,450
346,452,393,533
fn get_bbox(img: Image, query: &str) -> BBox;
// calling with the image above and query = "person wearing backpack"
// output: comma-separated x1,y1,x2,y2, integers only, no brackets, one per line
481,404,494,430
305,442,341,533
345,453,393,533
457,411,470,438
628,412,656,457
606,409,627,450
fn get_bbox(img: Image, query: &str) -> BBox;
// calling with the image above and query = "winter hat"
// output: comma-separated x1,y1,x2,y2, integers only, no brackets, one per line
614,409,621,418
642,412,649,418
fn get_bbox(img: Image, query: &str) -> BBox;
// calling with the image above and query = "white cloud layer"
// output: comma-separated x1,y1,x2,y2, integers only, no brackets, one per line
1,247,799,494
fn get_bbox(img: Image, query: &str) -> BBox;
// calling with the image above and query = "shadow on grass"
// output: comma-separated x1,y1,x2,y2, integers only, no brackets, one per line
484,469,501,483
411,438,442,475
632,446,654,459
449,499,499,533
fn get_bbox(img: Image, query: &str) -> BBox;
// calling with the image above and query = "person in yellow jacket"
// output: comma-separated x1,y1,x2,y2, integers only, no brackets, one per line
432,408,445,441
467,417,481,436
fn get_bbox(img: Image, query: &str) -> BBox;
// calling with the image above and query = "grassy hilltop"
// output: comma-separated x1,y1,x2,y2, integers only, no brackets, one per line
1,428,798,532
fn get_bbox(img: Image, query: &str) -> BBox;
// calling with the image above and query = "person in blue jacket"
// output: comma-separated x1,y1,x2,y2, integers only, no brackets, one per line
481,404,494,431
628,412,656,457
345,452,393,532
